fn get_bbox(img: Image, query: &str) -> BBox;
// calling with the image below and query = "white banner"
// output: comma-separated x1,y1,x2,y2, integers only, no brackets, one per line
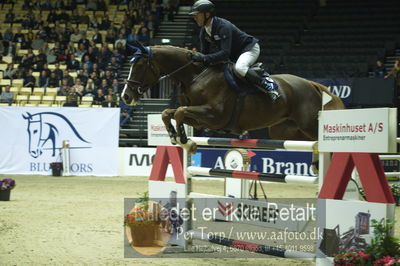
0,106,120,176
318,108,397,153
118,147,174,177
147,114,192,146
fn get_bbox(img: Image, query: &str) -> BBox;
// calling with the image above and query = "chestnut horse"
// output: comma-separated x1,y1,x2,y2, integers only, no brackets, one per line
121,44,345,152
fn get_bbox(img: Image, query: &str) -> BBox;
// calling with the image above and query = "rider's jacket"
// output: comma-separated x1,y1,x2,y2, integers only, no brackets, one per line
199,16,258,64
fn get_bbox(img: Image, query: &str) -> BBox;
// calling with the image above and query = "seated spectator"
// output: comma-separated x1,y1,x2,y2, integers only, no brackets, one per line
58,78,70,96
105,69,116,79
81,55,93,72
47,10,57,23
385,59,400,87
46,48,58,64
78,32,90,50
63,70,74,87
0,85,14,105
119,100,132,126
3,63,18,80
99,78,111,93
77,69,88,85
102,94,117,107
93,88,105,105
111,78,120,95
63,87,79,107
137,26,150,46
71,79,84,97
99,15,111,30
91,63,100,76
92,28,103,44
86,45,98,62
373,60,387,78
75,43,87,59
90,71,101,87
48,72,60,88
13,28,26,47
106,56,120,72
2,27,13,49
4,41,16,57
114,34,126,49
105,28,116,44
86,0,97,11
67,54,80,71
53,63,64,80
37,70,49,88
115,42,126,58
79,10,90,25
85,79,96,95
70,28,81,43
4,9,15,24
23,69,36,88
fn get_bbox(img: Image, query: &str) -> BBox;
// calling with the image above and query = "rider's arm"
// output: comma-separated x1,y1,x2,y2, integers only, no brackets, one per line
203,24,232,64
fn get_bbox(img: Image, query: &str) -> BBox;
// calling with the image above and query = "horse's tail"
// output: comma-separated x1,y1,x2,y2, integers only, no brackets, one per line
308,80,346,110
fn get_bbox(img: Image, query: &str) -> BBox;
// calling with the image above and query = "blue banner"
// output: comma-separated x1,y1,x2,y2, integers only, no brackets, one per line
193,148,315,176
311,78,353,107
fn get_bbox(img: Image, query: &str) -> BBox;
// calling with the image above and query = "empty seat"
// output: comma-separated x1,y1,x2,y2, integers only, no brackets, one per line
55,96,67,106
16,95,29,106
29,95,42,104
33,87,45,96
41,95,55,105
19,87,32,95
46,87,57,96
81,96,93,106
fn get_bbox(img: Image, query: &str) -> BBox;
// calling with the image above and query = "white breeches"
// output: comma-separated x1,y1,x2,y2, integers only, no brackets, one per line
234,43,260,77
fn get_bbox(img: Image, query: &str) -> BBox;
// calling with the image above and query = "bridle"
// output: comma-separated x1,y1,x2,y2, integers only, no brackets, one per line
126,47,194,96
126,48,159,96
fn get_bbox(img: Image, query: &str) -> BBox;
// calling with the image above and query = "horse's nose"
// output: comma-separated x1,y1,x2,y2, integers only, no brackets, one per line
123,94,130,102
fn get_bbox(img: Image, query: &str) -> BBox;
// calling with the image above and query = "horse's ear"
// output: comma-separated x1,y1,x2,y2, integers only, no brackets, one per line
22,112,32,120
127,44,140,53
132,40,147,54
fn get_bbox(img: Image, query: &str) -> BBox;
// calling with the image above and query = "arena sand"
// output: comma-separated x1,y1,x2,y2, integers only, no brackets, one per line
0,175,398,266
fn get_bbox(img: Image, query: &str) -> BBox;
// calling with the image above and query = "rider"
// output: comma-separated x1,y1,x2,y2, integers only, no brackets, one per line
189,0,280,101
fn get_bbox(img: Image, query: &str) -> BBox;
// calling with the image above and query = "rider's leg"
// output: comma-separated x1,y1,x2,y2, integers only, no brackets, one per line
235,43,280,101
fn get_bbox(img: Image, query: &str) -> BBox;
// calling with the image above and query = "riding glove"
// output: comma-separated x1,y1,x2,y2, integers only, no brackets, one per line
191,53,208,64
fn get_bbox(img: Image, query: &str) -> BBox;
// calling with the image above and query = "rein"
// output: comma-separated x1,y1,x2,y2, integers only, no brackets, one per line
159,61,194,81
127,47,195,94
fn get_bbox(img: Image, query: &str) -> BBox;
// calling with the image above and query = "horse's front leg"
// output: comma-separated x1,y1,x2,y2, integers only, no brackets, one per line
161,109,178,144
174,105,218,153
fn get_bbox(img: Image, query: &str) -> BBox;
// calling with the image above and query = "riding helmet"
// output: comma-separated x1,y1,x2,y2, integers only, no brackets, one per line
189,0,215,15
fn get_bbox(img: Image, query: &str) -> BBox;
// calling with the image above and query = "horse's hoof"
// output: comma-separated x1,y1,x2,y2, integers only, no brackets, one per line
170,138,177,145
188,140,197,154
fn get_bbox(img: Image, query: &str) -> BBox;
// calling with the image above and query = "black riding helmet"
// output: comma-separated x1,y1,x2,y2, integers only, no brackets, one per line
189,0,215,15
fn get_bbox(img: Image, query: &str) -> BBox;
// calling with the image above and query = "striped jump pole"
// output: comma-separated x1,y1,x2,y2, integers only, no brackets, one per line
187,166,318,184
190,137,318,152
189,230,315,259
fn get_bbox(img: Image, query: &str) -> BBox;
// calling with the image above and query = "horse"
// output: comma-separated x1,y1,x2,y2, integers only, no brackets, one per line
22,112,90,158
121,44,345,153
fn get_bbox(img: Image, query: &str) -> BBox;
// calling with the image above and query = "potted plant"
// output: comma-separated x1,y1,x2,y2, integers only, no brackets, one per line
0,178,16,201
50,162,63,176
334,219,400,265
124,192,163,247
390,184,400,206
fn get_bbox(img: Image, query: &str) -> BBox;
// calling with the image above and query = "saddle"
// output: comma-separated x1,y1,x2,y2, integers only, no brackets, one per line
223,62,278,94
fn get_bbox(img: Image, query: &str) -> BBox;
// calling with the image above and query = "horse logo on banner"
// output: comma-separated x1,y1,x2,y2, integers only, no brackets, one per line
22,112,91,158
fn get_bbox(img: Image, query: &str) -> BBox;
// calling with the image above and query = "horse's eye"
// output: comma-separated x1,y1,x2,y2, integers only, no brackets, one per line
33,129,38,134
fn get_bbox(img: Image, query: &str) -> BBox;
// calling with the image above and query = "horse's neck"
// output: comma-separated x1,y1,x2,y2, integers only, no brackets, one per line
154,47,201,90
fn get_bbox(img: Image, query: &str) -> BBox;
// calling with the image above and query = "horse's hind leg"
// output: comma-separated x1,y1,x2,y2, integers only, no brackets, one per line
269,120,312,141
162,109,178,144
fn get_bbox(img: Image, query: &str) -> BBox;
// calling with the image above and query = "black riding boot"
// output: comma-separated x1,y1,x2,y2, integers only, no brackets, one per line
245,69,280,101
